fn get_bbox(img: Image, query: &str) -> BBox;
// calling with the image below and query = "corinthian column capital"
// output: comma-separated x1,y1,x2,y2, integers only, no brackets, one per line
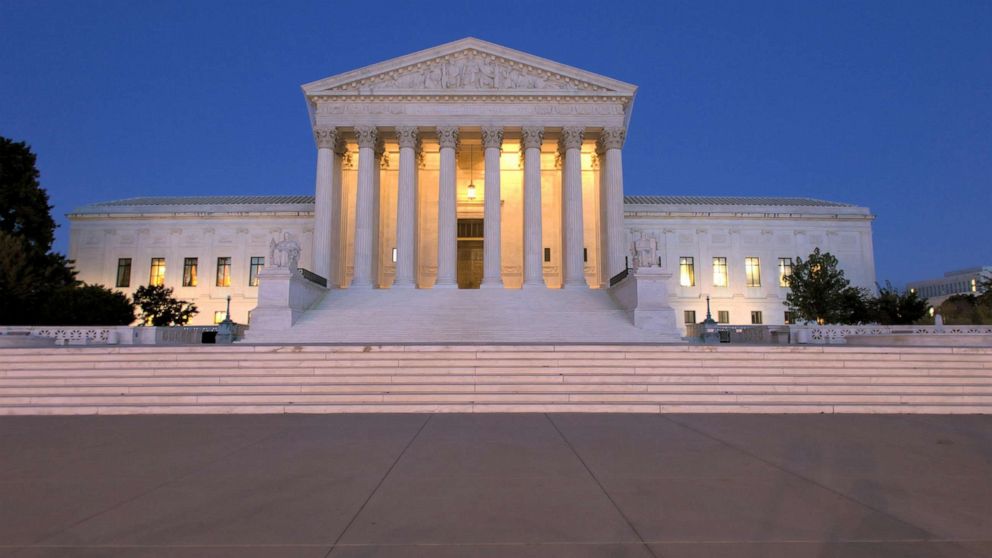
481,126,504,150
558,127,585,152
354,126,378,149
596,127,626,152
521,127,544,150
395,126,419,149
436,126,459,149
314,127,339,150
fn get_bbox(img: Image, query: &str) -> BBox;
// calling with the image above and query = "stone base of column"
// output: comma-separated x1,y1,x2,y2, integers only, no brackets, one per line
433,281,457,289
391,281,416,289
562,278,588,288
480,280,503,289
522,280,546,288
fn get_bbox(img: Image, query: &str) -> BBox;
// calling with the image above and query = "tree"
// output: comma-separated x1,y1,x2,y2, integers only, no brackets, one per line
872,281,930,325
839,286,875,325
133,285,198,326
0,137,77,324
784,248,853,324
38,284,135,326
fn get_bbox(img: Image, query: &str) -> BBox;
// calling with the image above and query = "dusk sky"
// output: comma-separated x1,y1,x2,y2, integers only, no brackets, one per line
2,1,989,286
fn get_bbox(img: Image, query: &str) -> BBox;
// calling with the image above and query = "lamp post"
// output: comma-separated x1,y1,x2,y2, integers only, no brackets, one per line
217,295,236,344
701,295,720,344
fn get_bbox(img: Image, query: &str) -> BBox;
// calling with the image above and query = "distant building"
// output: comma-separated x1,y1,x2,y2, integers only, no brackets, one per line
908,266,992,307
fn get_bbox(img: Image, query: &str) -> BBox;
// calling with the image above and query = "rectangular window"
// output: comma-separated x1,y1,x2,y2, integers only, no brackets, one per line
745,257,761,287
778,257,793,287
712,257,728,287
684,310,696,324
213,311,226,324
583,247,588,263
679,257,695,287
249,256,264,287
216,257,231,287
784,311,796,325
392,248,397,263
717,310,730,324
751,310,763,325
149,258,166,286
544,247,551,263
115,258,132,288
182,257,198,287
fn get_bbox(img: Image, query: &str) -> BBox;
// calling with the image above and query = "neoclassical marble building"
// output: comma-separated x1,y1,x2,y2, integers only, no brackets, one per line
68,38,876,340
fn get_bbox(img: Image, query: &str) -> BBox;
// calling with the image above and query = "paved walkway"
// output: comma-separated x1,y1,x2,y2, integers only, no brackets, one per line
0,414,990,557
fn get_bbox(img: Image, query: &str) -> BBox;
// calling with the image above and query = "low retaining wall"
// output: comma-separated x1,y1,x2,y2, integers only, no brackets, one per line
0,325,247,346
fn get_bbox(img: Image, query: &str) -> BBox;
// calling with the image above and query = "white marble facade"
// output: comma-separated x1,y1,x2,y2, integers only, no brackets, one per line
67,38,877,331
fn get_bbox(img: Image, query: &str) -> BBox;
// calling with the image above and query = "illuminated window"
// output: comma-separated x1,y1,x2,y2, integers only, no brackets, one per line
712,257,728,287
392,248,397,263
784,311,796,324
972,279,978,293
679,257,695,287
115,258,131,288
778,258,793,287
213,311,226,324
745,257,761,287
149,258,166,286
182,257,198,287
216,257,231,287
751,311,763,325
684,310,696,324
717,310,730,324
249,257,264,287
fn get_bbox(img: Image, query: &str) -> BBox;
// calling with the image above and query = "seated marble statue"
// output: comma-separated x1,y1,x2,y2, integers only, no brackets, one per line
632,232,658,269
269,232,301,270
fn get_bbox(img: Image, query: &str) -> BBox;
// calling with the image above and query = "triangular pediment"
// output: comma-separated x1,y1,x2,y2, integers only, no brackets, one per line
303,37,637,97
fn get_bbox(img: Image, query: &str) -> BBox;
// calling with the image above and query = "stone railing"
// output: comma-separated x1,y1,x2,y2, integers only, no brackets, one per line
789,324,992,344
685,324,791,344
0,325,247,346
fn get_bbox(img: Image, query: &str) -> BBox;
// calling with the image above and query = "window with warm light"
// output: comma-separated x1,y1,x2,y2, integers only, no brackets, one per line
712,257,727,287
679,257,695,287
115,258,132,288
778,257,793,287
149,258,166,286
216,257,231,287
249,257,264,287
784,311,796,324
182,257,198,287
213,311,226,324
745,257,761,287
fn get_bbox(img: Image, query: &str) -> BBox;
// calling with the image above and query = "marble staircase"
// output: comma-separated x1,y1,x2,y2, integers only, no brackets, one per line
1,344,990,415
244,287,681,344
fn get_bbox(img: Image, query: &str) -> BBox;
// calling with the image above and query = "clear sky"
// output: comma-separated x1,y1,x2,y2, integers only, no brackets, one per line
1,0,989,286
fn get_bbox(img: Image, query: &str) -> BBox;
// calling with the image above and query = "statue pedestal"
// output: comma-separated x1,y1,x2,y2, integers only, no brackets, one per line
609,267,682,341
244,267,326,339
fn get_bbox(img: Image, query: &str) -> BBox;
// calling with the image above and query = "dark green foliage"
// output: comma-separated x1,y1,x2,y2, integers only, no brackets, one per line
784,248,852,324
839,286,875,325
133,285,198,326
936,293,992,325
38,284,136,325
872,281,930,325
0,137,79,324
0,137,56,252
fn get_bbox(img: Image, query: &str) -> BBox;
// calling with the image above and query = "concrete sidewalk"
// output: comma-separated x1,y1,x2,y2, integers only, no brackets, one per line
0,414,989,557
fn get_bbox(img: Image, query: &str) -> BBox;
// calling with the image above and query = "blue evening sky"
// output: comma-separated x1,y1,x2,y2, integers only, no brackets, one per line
1,1,989,286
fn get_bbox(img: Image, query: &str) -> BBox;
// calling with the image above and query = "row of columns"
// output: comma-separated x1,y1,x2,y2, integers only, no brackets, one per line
312,126,627,289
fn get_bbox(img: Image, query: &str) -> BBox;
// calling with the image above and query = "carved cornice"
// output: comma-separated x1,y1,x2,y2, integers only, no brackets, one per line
314,127,339,149
596,127,625,152
481,127,504,150
354,126,378,149
436,126,459,149
558,127,585,152
521,127,544,150
394,126,419,149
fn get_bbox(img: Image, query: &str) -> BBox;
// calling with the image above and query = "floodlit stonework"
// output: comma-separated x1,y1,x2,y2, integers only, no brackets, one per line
67,38,876,339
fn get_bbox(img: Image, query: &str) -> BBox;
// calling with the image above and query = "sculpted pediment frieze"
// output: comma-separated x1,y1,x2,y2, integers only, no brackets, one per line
327,50,609,93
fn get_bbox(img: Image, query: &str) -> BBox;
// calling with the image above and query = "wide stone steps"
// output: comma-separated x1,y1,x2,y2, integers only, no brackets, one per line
1,344,990,414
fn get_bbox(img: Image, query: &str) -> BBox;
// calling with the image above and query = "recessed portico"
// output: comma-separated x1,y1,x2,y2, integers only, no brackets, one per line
304,38,636,291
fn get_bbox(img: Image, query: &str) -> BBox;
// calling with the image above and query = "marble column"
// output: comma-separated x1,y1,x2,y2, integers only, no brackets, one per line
597,127,626,285
434,126,459,288
559,127,586,287
351,125,378,288
521,126,545,287
312,127,339,284
371,137,384,287
393,126,418,288
481,126,503,288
